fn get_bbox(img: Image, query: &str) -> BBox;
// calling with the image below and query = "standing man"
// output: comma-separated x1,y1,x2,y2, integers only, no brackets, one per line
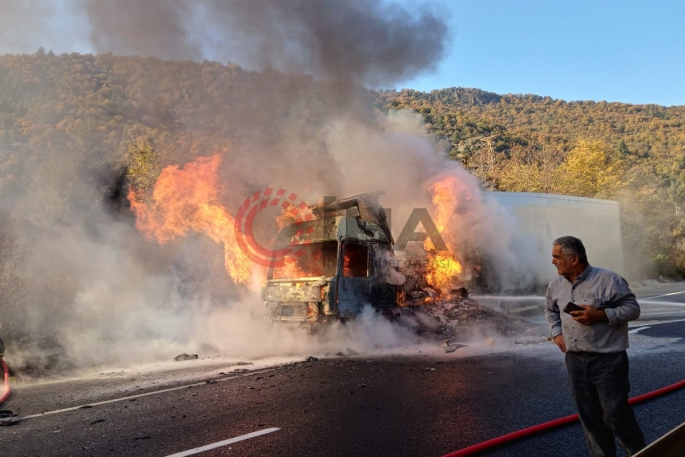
545,236,646,457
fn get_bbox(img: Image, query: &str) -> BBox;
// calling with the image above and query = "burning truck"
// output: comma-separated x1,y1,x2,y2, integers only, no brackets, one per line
262,193,404,331
260,192,534,340
127,155,527,336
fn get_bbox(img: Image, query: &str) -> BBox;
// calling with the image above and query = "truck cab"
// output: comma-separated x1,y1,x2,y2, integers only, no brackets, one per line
261,193,401,331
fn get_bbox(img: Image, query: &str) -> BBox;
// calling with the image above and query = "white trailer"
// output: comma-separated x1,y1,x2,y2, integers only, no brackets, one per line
488,191,625,285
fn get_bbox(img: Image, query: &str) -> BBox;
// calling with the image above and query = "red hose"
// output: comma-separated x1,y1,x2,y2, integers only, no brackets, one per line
442,378,685,457
0,358,10,404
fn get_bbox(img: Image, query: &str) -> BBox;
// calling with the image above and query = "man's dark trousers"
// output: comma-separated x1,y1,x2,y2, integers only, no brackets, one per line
565,351,646,457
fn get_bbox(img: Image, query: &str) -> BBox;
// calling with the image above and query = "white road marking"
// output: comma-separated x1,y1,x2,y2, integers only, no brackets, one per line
629,326,651,334
640,300,685,306
16,367,277,421
641,290,685,301
638,312,685,319
630,318,685,331
164,428,280,457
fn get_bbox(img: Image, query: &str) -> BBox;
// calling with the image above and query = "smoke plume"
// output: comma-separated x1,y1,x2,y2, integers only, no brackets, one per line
0,1,539,375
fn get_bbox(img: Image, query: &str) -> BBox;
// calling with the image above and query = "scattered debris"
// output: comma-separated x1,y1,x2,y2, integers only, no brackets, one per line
304,356,319,362
443,338,468,353
233,368,250,374
90,419,106,425
235,361,253,366
0,418,20,426
444,344,461,353
451,287,469,299
205,380,216,384
0,410,20,426
418,292,538,342
174,353,198,361
346,348,360,356
134,435,151,440
79,405,94,409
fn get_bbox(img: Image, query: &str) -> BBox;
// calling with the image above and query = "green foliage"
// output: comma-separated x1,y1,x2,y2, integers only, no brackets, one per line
557,140,624,199
126,138,159,197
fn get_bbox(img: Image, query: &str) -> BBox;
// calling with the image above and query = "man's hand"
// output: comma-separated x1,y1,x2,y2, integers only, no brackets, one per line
570,305,608,325
553,334,566,353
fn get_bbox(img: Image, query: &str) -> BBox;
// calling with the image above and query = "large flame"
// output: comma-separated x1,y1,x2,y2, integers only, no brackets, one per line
128,155,253,285
424,175,466,289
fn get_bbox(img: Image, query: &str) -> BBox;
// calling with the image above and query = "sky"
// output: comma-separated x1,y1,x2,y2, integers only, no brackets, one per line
1,0,683,106
403,0,685,106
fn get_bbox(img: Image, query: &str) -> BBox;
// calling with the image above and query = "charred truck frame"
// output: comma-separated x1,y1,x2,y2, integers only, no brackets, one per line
262,193,401,331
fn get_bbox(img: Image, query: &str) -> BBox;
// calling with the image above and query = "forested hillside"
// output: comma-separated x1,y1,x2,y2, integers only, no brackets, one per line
1,51,684,288
378,88,685,160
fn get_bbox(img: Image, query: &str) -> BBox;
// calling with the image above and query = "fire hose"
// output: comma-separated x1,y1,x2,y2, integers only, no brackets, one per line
441,378,685,457
0,359,10,404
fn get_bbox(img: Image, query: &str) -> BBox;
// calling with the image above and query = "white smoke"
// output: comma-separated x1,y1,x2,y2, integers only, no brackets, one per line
0,1,541,375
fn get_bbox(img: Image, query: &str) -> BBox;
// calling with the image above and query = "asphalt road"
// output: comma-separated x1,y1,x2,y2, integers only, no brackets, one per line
1,283,684,457
634,282,685,319
635,282,685,302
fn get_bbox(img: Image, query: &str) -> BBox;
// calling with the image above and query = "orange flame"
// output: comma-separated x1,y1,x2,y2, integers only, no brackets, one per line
272,256,308,280
424,175,468,289
128,155,252,285
272,244,333,279
425,252,463,288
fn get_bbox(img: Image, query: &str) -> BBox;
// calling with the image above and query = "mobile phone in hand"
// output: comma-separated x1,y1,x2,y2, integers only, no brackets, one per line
563,302,584,314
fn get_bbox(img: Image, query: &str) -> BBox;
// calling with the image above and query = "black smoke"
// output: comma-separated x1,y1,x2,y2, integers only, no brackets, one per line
1,0,450,87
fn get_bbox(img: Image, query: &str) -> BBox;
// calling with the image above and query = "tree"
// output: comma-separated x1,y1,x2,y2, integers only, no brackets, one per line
491,144,564,194
618,140,630,156
557,140,624,199
126,138,160,198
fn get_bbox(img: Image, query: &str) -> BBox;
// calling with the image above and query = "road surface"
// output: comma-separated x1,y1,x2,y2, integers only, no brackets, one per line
1,282,684,457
